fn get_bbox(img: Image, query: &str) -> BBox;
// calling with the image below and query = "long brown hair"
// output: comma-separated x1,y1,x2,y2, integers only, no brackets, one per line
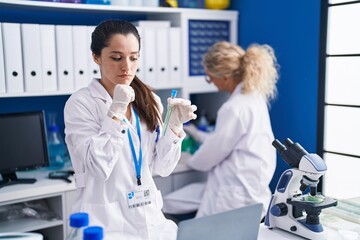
91,19,161,131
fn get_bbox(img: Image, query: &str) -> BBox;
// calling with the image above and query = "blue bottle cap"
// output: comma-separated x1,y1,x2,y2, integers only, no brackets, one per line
69,212,89,228
83,226,103,240
171,89,177,98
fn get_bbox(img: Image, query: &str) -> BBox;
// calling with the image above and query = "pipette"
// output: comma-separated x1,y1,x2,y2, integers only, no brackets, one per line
162,89,177,136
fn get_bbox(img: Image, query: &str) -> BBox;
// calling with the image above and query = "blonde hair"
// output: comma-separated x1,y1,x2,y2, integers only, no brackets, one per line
203,41,279,103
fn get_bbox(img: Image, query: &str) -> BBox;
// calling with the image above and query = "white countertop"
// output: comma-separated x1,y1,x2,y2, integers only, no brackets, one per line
0,152,194,203
258,223,348,240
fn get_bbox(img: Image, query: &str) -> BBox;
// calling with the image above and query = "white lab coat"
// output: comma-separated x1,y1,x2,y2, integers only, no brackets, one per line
164,83,276,219
64,79,182,240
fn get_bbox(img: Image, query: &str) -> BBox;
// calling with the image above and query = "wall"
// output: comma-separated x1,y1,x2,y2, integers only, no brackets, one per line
230,0,322,190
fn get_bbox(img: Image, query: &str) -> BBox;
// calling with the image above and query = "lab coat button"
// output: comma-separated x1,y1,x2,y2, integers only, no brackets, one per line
121,130,126,134
173,140,178,144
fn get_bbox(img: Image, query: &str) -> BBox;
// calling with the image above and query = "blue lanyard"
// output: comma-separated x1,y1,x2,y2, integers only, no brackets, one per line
125,109,143,186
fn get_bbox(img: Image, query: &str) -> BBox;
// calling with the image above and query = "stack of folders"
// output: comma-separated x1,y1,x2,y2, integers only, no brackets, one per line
133,21,182,89
0,20,183,95
0,23,101,95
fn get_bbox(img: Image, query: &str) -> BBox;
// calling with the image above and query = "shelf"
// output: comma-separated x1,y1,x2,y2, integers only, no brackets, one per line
0,91,72,98
0,218,63,233
0,0,236,15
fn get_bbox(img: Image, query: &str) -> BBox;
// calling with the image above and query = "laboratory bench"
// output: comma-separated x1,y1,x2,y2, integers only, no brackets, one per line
1,154,354,240
258,224,343,240
0,152,206,239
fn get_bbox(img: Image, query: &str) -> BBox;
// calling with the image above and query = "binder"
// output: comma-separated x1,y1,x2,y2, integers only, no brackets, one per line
143,27,157,87
2,22,24,93
55,25,74,91
0,23,6,93
72,25,90,90
87,26,101,80
169,27,182,87
136,26,145,81
21,23,43,92
40,24,57,92
155,27,170,88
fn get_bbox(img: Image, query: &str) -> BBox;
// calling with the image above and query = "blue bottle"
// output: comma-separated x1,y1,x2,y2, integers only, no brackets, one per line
47,125,65,169
83,226,104,240
66,212,89,240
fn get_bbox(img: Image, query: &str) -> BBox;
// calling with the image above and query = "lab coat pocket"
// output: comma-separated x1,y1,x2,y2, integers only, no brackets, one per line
83,201,124,232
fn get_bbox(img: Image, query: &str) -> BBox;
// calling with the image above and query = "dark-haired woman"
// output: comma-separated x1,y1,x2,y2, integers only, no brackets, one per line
64,19,197,239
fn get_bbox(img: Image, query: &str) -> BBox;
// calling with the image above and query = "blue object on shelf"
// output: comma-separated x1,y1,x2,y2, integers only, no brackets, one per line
178,0,204,8
188,20,230,76
85,0,111,4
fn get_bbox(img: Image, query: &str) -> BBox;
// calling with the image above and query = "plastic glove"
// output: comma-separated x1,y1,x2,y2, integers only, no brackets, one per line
107,84,135,119
168,98,197,134
183,123,209,144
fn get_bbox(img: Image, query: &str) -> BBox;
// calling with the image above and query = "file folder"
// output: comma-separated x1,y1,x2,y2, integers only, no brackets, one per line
2,22,24,93
169,27,182,87
21,23,43,92
87,26,101,80
156,27,170,88
40,24,57,92
73,25,90,90
55,25,74,91
135,26,145,81
0,23,6,93
143,27,157,88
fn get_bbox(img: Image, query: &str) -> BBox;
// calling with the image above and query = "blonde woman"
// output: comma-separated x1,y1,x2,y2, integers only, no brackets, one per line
163,41,279,220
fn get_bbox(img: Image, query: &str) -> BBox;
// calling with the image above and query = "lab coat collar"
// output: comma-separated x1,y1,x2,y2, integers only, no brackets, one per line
88,78,112,103
231,82,244,97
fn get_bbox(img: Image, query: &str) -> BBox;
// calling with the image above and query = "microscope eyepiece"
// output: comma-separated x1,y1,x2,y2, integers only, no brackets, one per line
285,138,294,147
272,139,286,154
272,138,310,168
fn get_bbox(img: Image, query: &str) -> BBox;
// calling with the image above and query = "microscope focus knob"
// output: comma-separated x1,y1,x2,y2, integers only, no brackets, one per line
270,203,288,217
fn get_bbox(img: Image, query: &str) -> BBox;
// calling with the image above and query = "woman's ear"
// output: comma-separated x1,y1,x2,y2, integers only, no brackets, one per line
93,53,100,65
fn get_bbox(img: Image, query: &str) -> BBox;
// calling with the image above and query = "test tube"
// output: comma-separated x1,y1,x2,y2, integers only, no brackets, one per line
162,89,177,136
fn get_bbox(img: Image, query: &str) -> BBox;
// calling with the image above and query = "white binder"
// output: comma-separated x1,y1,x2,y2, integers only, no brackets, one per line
136,26,145,81
21,23,43,92
0,23,6,93
55,25,74,91
169,27,182,87
87,26,100,80
72,25,89,90
40,24,57,92
156,27,170,88
143,27,157,88
2,22,24,93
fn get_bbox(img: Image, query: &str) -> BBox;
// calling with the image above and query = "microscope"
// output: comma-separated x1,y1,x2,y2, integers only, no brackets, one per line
265,138,337,240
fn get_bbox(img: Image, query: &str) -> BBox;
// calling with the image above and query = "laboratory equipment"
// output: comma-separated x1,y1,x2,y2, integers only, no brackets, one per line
47,124,65,169
265,138,338,240
83,226,104,240
205,0,229,9
66,212,89,240
0,111,49,188
162,89,177,136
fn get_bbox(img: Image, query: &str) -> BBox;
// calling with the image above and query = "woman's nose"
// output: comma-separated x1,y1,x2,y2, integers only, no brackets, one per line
121,59,131,71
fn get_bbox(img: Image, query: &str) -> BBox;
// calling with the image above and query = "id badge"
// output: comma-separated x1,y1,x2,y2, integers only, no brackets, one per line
127,186,152,209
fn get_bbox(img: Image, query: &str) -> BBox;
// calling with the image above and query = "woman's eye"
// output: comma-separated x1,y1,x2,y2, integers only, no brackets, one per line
111,57,121,61
131,57,138,61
